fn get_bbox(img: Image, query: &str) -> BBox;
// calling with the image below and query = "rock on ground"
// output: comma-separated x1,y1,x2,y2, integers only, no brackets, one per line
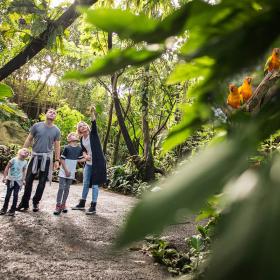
0,179,197,280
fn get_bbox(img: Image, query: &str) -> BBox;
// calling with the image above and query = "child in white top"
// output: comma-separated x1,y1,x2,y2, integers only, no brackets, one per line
54,132,84,215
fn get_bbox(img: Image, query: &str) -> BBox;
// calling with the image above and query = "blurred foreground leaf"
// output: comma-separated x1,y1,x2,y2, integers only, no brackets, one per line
204,155,280,279
82,3,190,44
64,47,163,80
0,83,13,100
115,139,250,248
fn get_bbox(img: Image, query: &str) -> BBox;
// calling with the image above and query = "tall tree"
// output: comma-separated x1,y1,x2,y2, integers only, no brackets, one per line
141,65,155,181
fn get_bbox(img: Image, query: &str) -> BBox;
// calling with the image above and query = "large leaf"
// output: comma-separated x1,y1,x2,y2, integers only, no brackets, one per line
0,83,13,100
82,3,190,44
115,139,250,248
204,156,280,279
167,56,215,85
64,47,163,80
82,8,158,42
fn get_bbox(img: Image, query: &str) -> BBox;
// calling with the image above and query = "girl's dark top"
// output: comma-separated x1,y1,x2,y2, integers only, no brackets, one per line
80,120,107,185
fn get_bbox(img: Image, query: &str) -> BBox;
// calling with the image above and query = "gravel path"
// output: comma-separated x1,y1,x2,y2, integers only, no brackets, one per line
0,178,197,280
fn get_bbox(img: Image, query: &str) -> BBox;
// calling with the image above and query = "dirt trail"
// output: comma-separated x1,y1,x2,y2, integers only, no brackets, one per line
0,179,197,280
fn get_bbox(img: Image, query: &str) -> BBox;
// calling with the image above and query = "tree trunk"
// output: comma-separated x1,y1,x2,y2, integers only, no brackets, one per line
141,65,155,181
112,130,121,165
0,0,97,81
112,78,138,157
103,100,114,154
103,32,114,155
112,93,132,165
108,31,140,163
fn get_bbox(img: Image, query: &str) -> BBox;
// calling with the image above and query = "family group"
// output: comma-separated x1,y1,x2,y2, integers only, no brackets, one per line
0,107,107,216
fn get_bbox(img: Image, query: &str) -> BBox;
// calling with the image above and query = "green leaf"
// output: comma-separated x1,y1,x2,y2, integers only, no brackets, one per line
81,3,190,44
197,225,208,239
204,156,280,279
82,8,158,42
21,33,31,43
0,83,13,100
0,103,26,117
95,104,102,114
167,56,215,84
162,103,211,152
64,47,163,80
190,235,204,251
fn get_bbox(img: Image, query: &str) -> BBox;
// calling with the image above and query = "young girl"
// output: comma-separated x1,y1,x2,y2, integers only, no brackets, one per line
72,107,107,214
54,132,84,215
0,148,29,216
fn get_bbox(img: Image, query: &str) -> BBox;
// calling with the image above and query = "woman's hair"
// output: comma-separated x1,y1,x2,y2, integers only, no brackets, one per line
76,121,90,136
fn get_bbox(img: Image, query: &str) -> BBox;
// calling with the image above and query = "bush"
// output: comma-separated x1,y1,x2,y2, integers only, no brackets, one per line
0,144,20,171
106,164,150,196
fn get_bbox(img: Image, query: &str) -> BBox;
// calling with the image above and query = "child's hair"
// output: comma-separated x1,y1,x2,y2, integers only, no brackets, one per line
76,121,90,136
46,108,57,114
67,132,79,142
18,148,30,157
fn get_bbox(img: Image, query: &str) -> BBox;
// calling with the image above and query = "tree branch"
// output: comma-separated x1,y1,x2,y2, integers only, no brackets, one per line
245,71,280,114
0,0,97,81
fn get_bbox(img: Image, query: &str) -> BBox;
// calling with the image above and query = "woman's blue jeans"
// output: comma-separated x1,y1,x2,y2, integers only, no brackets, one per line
82,164,99,203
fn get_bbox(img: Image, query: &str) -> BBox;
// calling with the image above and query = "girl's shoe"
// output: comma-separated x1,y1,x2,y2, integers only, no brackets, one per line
60,204,68,213
53,204,61,215
0,208,7,215
86,202,96,215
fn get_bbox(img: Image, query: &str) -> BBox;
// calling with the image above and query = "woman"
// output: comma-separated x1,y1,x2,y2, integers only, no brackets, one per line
72,107,107,214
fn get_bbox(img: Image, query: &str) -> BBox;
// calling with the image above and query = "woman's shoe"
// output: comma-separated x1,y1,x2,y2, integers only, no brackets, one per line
86,202,96,215
71,199,86,210
16,203,28,212
33,203,39,212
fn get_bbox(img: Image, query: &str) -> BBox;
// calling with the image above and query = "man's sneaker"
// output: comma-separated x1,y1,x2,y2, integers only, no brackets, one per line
7,209,15,216
71,199,86,210
0,208,7,215
53,204,61,215
33,203,39,212
16,203,28,212
60,204,68,213
86,202,96,215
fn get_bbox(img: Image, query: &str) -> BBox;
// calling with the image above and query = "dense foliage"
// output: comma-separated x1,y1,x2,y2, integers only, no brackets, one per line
1,0,280,279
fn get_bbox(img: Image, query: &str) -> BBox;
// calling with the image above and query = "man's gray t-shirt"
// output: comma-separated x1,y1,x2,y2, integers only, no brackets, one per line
30,122,60,153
